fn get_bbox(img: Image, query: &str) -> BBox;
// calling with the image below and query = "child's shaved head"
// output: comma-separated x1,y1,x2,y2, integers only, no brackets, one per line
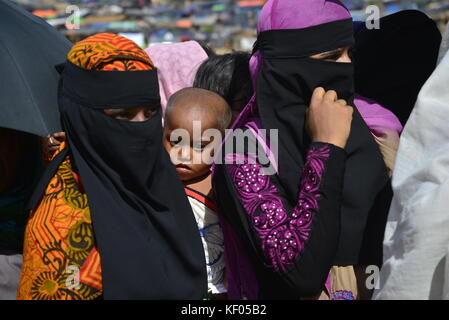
164,88,232,183
165,87,232,131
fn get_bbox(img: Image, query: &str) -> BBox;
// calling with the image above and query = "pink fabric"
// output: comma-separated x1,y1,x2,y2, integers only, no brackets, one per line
218,214,259,300
354,94,403,137
145,41,208,117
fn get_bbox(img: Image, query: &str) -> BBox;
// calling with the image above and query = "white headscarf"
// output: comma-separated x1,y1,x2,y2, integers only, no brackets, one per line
438,23,449,64
374,24,449,300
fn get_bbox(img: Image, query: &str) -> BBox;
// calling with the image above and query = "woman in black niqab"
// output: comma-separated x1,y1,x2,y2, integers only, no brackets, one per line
26,34,207,299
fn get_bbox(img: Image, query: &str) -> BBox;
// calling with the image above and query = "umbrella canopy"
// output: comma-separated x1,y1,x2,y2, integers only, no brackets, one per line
0,0,72,137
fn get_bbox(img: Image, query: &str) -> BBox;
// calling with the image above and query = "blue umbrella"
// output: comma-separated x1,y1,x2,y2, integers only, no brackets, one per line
0,0,72,137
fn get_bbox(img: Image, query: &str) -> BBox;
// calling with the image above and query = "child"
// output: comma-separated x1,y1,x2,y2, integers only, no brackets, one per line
163,88,232,299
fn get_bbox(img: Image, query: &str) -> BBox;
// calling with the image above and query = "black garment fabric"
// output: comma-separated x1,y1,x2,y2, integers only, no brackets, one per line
354,10,442,126
0,130,43,252
255,19,390,266
28,61,207,299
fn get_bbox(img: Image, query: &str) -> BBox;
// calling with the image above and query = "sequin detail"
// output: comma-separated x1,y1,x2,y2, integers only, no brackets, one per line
228,145,331,271
331,290,356,300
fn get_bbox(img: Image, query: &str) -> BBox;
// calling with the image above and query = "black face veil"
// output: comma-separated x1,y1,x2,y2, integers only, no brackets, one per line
30,61,207,299
256,19,391,266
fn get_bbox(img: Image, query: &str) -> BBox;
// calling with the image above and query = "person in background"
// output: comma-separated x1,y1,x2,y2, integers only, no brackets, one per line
163,87,232,299
349,13,442,287
0,128,43,299
354,10,442,127
18,33,207,300
374,22,449,300
194,52,253,122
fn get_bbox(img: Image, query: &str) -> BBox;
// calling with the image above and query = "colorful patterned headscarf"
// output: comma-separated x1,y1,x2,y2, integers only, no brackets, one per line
67,33,154,71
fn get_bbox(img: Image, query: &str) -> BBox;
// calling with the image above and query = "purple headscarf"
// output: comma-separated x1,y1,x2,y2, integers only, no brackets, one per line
233,0,351,129
234,0,402,137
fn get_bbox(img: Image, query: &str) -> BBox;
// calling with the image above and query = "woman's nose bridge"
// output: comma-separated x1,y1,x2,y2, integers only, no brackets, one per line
132,110,148,122
339,50,352,63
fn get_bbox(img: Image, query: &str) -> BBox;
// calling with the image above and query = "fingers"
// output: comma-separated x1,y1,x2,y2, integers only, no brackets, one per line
47,132,66,150
311,87,325,104
312,88,341,104
311,87,352,111
48,137,58,146
348,105,354,115
323,90,337,102
52,132,66,142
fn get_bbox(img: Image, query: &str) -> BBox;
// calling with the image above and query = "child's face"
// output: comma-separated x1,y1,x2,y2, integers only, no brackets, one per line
163,105,221,183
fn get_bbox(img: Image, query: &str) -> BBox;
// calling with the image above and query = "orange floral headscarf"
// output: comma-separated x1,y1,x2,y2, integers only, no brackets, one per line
67,33,154,71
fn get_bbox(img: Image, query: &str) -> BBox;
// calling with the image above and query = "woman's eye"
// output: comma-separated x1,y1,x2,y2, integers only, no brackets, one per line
348,48,355,60
324,52,343,61
144,106,159,118
116,113,132,120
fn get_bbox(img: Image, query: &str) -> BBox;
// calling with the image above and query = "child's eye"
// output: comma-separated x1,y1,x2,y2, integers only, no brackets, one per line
171,138,182,146
193,144,207,151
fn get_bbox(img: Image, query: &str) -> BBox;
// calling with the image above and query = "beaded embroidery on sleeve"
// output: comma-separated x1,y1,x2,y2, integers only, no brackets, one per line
227,144,331,272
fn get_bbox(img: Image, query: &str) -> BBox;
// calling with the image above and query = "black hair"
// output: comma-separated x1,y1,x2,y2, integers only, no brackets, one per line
193,52,253,114
194,40,216,57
